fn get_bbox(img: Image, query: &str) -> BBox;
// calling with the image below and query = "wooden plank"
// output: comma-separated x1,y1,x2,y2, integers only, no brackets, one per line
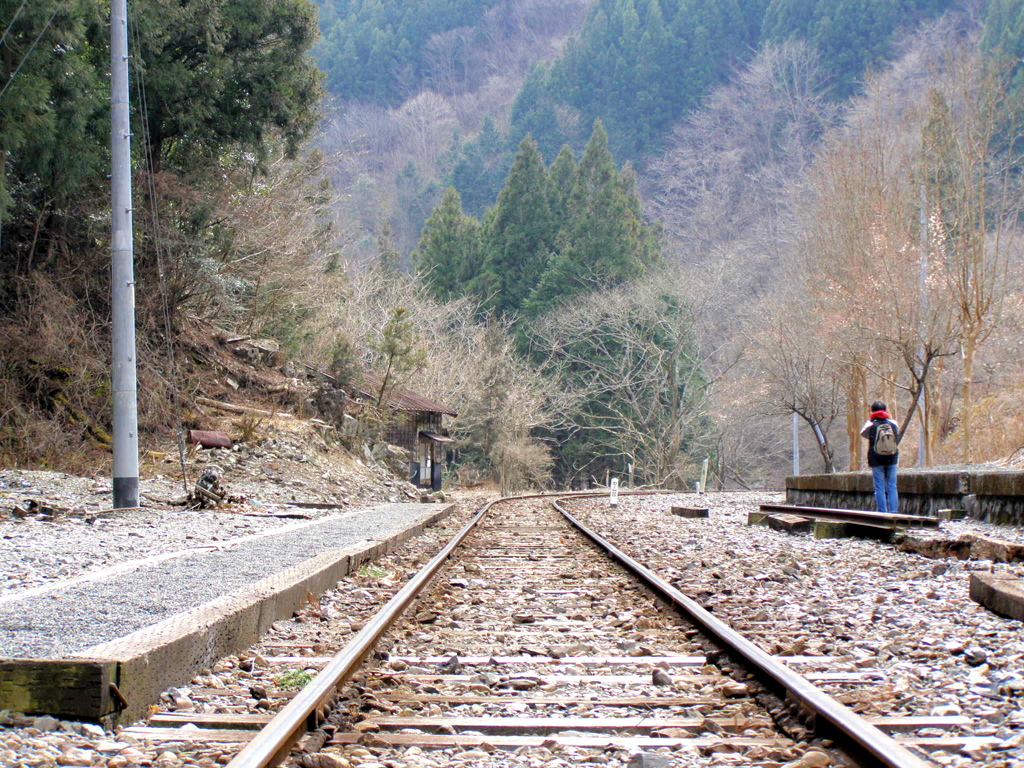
970,573,1024,622
363,715,769,734
383,694,730,706
759,503,940,528
148,712,272,730
118,726,257,743
266,654,708,667
767,514,813,534
0,659,116,718
329,733,790,750
865,716,971,732
391,670,881,685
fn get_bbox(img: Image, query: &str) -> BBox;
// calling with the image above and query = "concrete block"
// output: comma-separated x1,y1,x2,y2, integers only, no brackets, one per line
970,573,1024,622
747,512,769,526
938,509,968,520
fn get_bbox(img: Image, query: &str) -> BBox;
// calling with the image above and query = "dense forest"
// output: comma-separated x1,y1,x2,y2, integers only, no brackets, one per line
2,0,1024,490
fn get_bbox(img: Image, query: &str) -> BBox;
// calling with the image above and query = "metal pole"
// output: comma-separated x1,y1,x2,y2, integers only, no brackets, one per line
111,0,139,508
918,184,927,469
792,412,800,476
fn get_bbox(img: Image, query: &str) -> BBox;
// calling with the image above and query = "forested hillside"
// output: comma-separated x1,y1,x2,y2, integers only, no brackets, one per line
3,0,1024,492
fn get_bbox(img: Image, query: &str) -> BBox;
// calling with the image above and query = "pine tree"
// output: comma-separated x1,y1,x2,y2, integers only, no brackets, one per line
548,146,578,226
477,135,559,318
526,121,659,315
414,186,482,302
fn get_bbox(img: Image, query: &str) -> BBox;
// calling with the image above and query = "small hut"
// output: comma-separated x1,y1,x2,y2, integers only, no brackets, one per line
349,372,457,491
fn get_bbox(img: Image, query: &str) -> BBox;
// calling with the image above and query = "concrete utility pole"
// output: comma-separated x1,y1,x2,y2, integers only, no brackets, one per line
792,412,800,476
111,0,139,508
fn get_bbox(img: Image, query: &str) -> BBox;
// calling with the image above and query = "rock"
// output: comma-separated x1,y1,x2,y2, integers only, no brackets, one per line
652,669,674,686
965,647,988,666
930,704,962,716
388,658,408,671
32,715,59,732
304,754,350,768
718,681,749,697
57,748,95,766
782,749,831,768
627,752,670,768
415,611,437,624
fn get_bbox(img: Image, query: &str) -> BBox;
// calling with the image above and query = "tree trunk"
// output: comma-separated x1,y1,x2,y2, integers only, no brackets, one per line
962,333,976,463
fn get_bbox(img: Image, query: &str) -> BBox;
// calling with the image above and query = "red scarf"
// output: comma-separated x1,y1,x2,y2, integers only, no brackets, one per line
870,410,891,420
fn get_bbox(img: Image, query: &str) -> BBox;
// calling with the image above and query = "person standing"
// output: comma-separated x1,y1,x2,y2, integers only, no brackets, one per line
860,400,899,514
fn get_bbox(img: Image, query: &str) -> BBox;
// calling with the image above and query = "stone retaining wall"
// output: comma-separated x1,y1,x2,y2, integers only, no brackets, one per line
786,470,1024,524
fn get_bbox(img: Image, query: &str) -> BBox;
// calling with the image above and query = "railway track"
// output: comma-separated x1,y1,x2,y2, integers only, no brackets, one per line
117,493,949,768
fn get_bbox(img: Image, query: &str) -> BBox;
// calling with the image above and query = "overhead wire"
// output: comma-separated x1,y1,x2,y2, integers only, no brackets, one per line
128,2,191,496
0,1,29,50
0,5,59,103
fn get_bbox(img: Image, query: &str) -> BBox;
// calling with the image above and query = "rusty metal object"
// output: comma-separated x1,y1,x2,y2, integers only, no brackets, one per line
189,430,233,449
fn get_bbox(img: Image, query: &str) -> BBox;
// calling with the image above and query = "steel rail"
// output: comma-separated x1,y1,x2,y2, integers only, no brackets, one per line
224,497,497,768
222,488,757,768
553,498,933,768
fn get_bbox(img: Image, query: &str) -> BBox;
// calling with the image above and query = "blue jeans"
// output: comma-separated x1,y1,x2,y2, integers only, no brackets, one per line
871,464,898,514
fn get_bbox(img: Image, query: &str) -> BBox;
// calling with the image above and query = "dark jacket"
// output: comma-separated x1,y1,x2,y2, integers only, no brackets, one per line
860,413,899,468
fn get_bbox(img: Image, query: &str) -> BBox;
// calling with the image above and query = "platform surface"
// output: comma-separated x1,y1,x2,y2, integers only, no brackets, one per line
0,503,445,659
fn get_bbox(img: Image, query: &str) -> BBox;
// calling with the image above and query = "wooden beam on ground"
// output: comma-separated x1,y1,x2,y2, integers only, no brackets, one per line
328,733,791,750
195,396,294,420
970,572,1024,622
147,712,271,730
389,670,881,686
670,506,709,518
759,503,939,529
119,726,256,743
0,659,117,719
361,714,770,734
766,514,813,534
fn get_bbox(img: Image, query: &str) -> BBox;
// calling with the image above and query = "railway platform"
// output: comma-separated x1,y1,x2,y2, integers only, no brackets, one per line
0,502,455,723
787,467,1024,523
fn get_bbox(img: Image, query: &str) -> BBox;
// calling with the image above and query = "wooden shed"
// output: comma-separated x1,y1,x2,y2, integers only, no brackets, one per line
349,372,458,491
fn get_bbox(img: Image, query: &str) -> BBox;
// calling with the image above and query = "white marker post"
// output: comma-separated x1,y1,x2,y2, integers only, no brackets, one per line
700,458,709,495
609,477,619,507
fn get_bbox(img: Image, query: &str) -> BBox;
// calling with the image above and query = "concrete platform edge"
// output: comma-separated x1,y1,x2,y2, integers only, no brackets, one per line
1,503,454,725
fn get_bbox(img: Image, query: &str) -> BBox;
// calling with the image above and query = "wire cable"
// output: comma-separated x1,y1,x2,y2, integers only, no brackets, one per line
0,6,59,103
0,1,30,51
128,4,191,495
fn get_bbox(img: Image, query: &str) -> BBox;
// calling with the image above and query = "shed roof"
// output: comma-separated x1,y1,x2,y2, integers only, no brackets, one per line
350,371,458,416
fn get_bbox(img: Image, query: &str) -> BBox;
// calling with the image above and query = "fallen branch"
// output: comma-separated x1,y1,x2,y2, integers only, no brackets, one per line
196,396,294,420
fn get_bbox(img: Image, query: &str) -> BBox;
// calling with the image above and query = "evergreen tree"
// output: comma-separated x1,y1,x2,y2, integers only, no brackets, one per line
133,0,324,172
446,118,511,217
983,0,1024,88
477,135,558,317
508,65,564,162
414,186,482,302
547,146,578,227
526,122,659,315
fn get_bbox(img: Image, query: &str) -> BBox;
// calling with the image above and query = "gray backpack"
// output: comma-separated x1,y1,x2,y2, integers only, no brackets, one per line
874,421,897,456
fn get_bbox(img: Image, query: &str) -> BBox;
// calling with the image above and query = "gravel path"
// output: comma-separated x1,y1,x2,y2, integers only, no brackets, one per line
0,503,441,658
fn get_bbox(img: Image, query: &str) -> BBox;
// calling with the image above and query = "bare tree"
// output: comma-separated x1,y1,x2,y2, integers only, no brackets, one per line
531,269,735,488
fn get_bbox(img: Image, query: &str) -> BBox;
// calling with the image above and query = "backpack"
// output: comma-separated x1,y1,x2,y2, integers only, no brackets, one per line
874,421,898,456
